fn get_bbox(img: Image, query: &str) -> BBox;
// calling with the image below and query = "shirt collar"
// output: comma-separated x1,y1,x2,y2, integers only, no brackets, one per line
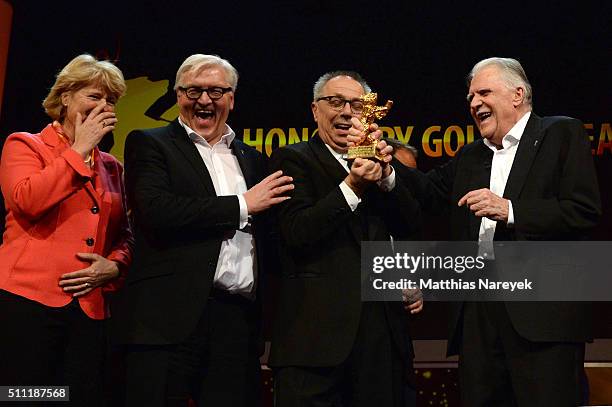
484,111,531,151
323,143,350,171
178,117,235,147
324,143,344,161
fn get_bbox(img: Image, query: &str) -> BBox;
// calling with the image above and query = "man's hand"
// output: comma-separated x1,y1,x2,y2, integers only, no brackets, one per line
375,137,394,178
403,288,424,314
344,158,383,197
347,118,394,178
244,170,294,214
458,188,509,222
347,116,385,148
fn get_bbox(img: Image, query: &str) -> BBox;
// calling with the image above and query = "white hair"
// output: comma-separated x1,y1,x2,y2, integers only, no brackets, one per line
174,54,238,90
468,57,533,106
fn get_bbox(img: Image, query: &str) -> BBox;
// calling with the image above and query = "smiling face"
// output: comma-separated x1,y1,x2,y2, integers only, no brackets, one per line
312,75,365,153
467,65,527,147
176,66,234,145
61,84,116,139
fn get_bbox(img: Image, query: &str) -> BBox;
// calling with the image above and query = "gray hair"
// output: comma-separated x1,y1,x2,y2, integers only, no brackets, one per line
467,57,533,106
313,70,371,100
174,54,239,91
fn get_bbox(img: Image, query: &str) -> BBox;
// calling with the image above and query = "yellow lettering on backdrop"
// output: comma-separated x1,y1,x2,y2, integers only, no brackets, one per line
379,126,394,139
288,128,310,145
243,128,264,153
596,123,612,156
443,126,465,157
394,126,414,144
265,128,287,157
422,126,442,157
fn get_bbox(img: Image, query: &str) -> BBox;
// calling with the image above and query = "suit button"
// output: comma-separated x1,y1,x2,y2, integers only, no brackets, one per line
91,206,99,214
86,238,95,246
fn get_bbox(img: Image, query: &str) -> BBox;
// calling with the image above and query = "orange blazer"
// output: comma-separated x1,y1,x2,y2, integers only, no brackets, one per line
0,124,133,319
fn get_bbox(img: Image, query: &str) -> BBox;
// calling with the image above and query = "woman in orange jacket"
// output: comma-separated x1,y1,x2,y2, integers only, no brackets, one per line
0,54,133,406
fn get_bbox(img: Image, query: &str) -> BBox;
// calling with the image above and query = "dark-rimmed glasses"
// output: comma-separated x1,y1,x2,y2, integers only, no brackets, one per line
316,95,364,114
178,86,233,101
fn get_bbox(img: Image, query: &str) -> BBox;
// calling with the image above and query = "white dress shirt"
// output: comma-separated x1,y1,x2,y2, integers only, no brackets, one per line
179,118,256,297
478,111,531,252
324,144,396,211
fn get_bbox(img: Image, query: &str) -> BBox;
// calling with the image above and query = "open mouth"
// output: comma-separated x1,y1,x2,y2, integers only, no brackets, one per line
334,123,351,131
477,111,492,122
195,109,214,120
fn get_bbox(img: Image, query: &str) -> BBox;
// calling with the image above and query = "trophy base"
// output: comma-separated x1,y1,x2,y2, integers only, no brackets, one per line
347,144,384,161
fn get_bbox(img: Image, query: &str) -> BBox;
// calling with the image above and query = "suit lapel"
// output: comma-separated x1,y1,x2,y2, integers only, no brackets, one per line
308,135,349,183
169,120,216,196
503,113,544,201
468,141,494,239
308,136,365,242
230,139,257,188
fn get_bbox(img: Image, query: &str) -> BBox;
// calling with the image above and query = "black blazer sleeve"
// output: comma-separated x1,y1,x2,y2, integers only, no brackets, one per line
369,170,423,240
125,129,241,236
270,145,355,250
511,118,601,236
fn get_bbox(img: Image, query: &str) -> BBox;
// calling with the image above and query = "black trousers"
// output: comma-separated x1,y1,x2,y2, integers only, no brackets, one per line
124,290,261,407
0,289,107,407
459,302,586,407
274,302,414,407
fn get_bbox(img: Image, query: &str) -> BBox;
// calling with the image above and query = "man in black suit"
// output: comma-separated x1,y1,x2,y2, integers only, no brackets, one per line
352,57,601,406
113,54,293,407
269,71,423,407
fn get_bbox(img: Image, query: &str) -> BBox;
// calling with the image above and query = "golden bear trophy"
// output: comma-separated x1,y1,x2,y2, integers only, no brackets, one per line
346,92,393,160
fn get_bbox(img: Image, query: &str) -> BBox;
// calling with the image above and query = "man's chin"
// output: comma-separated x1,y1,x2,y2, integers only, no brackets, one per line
478,127,493,140
332,138,348,151
330,142,348,154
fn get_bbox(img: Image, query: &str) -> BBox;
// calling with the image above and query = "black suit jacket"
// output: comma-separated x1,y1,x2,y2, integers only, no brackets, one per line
268,135,422,367
407,114,601,352
112,120,268,345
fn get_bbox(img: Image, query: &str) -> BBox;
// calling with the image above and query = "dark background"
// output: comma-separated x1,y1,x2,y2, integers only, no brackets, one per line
1,0,611,338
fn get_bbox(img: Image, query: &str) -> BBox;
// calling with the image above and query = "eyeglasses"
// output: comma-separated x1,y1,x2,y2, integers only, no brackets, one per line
178,86,233,101
316,95,364,114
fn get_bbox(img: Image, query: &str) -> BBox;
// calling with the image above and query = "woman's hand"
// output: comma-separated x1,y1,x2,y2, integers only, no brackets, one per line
59,253,120,297
71,100,116,159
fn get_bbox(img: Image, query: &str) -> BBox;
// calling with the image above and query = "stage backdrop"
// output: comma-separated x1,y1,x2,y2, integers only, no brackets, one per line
1,1,610,338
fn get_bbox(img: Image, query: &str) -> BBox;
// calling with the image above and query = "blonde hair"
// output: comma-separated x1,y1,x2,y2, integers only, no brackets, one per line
42,54,126,121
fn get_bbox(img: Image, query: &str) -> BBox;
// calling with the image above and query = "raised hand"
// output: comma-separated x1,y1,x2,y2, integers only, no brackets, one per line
244,170,294,214
348,117,394,178
71,100,117,159
458,188,509,222
344,157,383,197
